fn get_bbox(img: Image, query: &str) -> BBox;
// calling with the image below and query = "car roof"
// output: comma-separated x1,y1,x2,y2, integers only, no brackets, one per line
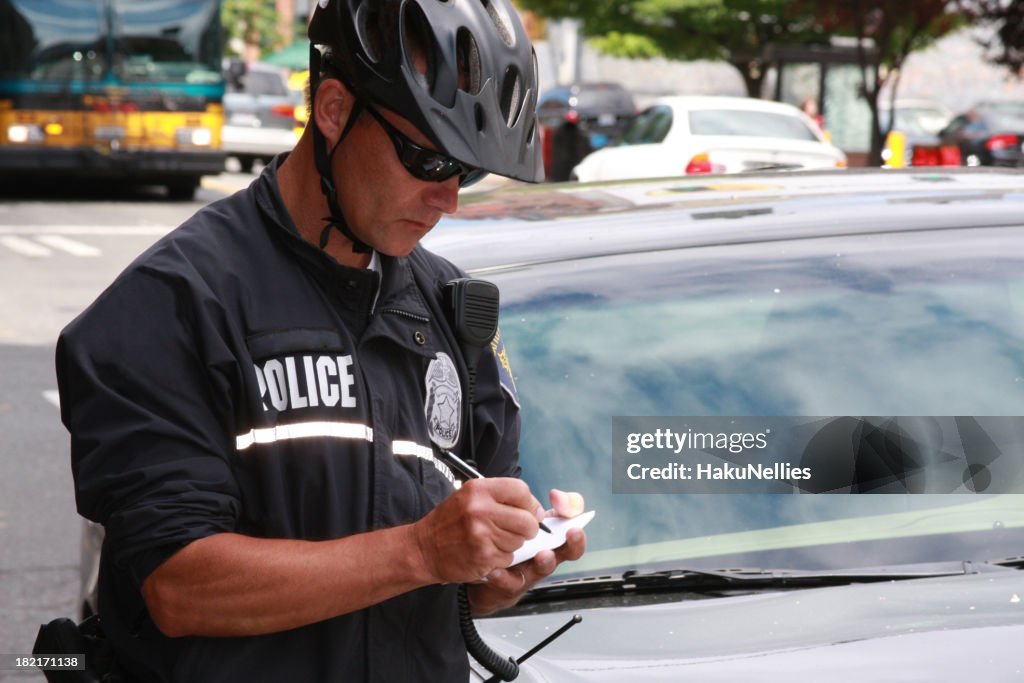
245,62,287,75
878,98,951,112
543,82,629,94
431,168,1024,273
647,95,804,115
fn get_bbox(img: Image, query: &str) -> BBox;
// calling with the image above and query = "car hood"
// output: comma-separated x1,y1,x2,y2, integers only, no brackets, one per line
472,570,1024,681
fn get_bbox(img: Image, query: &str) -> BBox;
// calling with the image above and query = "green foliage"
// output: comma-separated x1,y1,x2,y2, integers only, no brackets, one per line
518,0,825,63
519,0,972,163
590,31,663,59
966,0,1024,74
222,0,281,56
798,0,967,163
803,0,966,71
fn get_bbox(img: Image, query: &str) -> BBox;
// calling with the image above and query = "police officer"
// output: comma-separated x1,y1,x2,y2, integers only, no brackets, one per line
56,1,585,680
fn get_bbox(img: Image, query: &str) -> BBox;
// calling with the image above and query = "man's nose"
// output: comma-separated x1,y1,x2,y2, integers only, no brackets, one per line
423,177,460,215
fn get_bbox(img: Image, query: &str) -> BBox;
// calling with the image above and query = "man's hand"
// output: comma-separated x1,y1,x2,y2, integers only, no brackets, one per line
412,478,547,585
466,488,587,616
139,483,583,638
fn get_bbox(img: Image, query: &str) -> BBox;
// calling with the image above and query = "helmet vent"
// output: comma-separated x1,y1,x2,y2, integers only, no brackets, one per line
353,1,383,63
475,103,486,132
456,28,483,95
480,0,515,48
499,65,523,127
402,2,437,92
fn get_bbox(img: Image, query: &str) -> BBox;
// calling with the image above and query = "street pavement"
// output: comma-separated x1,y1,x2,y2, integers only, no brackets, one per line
0,175,245,681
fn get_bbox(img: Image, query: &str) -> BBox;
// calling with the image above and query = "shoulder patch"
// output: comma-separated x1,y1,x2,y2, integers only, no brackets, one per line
490,328,520,408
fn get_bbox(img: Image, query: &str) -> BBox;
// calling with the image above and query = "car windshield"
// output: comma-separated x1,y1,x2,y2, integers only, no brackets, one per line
111,0,221,84
688,108,820,140
983,106,1024,131
885,107,951,136
0,0,221,85
1,0,108,81
623,105,674,144
495,223,1024,578
568,85,634,115
232,68,289,96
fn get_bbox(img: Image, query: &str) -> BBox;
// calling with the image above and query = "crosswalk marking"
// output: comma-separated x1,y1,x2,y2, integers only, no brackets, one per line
0,225,172,236
0,225,175,259
35,235,102,257
0,235,52,257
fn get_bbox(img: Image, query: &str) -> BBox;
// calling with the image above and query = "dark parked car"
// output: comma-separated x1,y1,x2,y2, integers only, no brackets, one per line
938,100,1024,167
431,168,1024,681
536,82,636,181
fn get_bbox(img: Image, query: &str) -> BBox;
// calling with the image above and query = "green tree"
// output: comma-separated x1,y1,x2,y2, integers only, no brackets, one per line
517,0,827,97
963,0,1024,74
803,0,965,165
222,0,281,58
521,0,970,165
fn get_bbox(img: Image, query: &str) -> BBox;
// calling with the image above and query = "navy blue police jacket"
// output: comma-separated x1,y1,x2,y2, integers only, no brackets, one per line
55,155,521,682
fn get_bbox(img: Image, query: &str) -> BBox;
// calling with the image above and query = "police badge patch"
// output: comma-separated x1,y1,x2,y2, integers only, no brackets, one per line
424,352,462,450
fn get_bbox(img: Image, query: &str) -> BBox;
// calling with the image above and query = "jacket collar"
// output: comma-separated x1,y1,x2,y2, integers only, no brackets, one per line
252,154,435,333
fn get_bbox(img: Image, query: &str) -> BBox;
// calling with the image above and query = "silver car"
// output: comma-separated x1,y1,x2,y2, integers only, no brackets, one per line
430,167,1024,681
221,61,300,172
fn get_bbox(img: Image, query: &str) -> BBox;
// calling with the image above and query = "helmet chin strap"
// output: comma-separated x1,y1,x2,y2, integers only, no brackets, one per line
309,45,373,254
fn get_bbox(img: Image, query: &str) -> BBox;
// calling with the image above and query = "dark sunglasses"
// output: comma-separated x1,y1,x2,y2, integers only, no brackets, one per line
362,103,488,188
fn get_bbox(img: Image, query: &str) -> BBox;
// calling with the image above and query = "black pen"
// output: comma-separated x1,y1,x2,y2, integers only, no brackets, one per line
442,450,552,533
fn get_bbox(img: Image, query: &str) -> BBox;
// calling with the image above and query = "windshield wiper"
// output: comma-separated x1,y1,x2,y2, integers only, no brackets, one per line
991,555,1024,569
520,561,1005,605
742,162,805,172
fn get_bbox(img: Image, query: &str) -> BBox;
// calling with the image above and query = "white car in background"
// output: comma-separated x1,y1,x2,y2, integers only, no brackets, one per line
571,95,847,182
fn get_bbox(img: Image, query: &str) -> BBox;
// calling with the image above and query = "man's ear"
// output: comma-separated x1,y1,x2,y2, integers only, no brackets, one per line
313,78,356,148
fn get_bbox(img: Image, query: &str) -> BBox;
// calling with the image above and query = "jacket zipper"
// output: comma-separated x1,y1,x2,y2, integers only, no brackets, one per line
380,308,430,323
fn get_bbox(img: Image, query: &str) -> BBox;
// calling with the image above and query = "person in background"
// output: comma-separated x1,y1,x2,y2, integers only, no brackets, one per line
801,96,826,132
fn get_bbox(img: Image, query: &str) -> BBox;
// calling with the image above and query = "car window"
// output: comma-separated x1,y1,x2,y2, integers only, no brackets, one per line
571,86,634,114
537,88,568,108
623,106,673,144
983,108,1024,131
111,0,221,84
497,225,1024,575
942,115,968,135
245,69,288,97
4,1,107,81
982,102,1024,119
890,108,950,136
688,109,820,141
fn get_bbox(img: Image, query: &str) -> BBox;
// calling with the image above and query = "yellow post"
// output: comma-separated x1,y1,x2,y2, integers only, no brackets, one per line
886,130,906,168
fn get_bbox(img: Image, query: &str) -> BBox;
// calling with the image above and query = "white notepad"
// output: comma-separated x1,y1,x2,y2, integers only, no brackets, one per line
508,510,596,567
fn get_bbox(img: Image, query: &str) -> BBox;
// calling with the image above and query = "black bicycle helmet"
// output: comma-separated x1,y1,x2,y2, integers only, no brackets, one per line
308,0,543,183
